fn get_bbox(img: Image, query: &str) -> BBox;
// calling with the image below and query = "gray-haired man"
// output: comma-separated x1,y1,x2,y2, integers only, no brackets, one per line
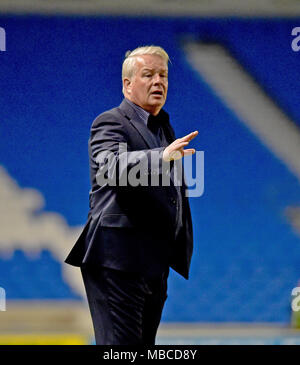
65,45,197,345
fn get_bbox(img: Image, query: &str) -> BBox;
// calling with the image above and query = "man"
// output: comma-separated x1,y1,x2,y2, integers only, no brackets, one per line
65,45,198,345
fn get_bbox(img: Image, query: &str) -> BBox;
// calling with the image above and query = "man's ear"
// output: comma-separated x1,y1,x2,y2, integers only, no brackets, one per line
123,78,131,95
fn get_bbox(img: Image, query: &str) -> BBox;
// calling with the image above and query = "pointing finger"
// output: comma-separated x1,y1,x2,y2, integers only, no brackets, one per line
178,131,198,143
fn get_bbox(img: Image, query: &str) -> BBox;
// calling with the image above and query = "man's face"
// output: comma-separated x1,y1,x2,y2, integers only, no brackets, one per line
124,54,168,115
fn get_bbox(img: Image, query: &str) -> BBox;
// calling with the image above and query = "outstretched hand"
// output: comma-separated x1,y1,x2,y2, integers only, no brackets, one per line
163,131,198,162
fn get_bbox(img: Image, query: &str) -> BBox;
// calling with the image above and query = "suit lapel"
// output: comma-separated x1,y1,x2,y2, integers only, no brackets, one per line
118,99,160,148
130,118,160,148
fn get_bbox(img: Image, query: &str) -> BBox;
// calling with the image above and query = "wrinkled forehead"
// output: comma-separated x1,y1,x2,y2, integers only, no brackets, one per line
135,54,168,72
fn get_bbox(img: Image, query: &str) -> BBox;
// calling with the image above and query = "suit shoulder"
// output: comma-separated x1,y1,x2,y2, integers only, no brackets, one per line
91,106,123,129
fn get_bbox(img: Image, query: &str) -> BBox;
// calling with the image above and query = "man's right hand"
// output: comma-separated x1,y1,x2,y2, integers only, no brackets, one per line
162,131,198,162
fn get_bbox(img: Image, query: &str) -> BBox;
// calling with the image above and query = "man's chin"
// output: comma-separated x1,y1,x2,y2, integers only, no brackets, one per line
149,103,165,114
149,99,166,108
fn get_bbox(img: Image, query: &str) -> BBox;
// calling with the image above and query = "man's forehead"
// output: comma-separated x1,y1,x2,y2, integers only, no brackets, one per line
135,54,168,70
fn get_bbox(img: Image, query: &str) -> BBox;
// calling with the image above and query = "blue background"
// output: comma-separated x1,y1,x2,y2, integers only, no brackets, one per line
0,15,300,322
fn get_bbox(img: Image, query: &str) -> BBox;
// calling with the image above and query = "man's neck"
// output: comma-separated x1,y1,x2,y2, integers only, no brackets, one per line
125,97,161,116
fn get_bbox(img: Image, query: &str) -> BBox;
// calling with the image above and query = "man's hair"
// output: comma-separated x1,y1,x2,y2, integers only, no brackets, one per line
122,45,169,94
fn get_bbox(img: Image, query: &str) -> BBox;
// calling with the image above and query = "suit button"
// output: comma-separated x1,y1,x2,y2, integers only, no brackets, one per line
171,198,177,205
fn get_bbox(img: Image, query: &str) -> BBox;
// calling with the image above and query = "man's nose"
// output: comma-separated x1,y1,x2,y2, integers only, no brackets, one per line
153,74,163,84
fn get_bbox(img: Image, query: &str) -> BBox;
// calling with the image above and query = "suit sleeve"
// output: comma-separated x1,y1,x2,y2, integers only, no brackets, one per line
89,112,171,187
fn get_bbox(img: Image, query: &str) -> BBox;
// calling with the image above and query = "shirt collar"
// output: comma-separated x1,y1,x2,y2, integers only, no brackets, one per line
124,98,150,126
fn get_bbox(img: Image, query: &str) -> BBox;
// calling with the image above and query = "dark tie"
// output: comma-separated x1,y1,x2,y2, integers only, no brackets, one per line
147,114,163,146
149,113,182,238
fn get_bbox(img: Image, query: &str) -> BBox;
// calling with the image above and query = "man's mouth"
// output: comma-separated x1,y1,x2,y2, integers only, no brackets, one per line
151,90,163,96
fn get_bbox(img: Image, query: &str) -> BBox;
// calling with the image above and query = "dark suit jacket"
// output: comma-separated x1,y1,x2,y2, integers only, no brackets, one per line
65,99,193,279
